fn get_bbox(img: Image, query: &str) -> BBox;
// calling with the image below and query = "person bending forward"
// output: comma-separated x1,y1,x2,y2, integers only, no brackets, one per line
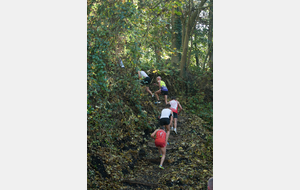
169,96,183,134
138,70,154,97
151,127,167,169
154,76,168,104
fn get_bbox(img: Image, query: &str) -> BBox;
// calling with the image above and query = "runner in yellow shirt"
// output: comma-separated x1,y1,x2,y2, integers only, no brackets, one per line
153,76,168,105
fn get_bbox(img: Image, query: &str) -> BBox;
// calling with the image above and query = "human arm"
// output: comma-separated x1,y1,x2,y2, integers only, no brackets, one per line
169,110,173,125
151,129,159,139
155,80,162,90
158,81,161,88
178,101,183,115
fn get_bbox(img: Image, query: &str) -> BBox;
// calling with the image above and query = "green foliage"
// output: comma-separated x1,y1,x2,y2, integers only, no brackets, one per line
174,11,182,51
186,93,213,128
87,0,213,189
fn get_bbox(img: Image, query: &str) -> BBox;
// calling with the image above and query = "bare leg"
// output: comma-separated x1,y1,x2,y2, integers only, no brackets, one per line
158,147,162,156
146,87,153,96
160,145,166,166
165,124,170,144
164,95,168,104
174,118,177,130
155,90,161,101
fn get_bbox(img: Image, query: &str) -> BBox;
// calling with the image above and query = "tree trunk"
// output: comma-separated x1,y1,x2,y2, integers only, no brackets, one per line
180,11,196,78
180,0,207,78
171,8,182,66
194,41,199,67
155,45,162,64
181,18,186,54
187,35,192,67
207,0,213,70
171,8,178,65
192,31,200,67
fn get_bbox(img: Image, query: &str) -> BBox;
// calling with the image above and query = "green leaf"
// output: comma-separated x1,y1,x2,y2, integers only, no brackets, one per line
174,10,182,16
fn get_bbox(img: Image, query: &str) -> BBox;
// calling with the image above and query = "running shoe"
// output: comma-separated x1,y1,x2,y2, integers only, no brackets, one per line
171,127,174,131
174,128,177,134
159,165,164,169
160,155,162,158
152,94,154,98
155,101,161,104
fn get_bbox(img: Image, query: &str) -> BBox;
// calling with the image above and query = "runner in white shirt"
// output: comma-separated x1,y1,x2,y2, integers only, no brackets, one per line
159,104,173,145
138,70,154,97
168,96,183,134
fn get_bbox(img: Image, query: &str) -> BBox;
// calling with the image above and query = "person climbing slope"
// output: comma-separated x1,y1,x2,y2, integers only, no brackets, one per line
169,96,183,134
138,70,154,97
153,76,168,104
159,104,173,145
151,127,167,169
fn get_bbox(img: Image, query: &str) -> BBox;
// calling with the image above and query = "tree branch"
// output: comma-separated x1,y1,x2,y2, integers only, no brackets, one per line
203,44,213,70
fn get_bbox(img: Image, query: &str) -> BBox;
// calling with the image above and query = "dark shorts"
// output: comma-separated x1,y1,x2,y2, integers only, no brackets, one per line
161,90,168,95
160,118,170,126
173,112,178,118
141,77,151,85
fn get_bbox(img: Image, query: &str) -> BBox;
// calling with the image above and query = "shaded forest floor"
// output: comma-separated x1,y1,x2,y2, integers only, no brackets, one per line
122,105,213,190
88,98,213,189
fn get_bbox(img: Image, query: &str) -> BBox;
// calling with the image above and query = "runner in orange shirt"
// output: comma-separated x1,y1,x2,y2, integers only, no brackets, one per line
151,127,167,169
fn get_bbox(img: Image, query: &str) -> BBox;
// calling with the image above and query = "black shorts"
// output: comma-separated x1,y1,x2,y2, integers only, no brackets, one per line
141,77,151,85
161,90,168,95
173,112,178,118
160,118,170,126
